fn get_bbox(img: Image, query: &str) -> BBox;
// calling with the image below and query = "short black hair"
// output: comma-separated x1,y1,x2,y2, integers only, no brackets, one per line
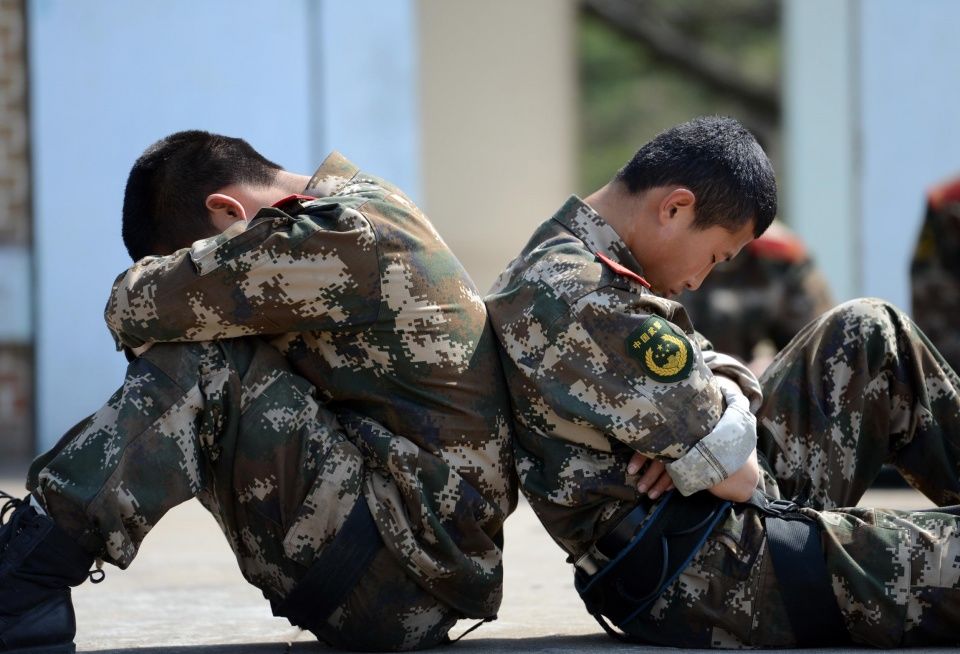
615,116,777,237
122,130,282,261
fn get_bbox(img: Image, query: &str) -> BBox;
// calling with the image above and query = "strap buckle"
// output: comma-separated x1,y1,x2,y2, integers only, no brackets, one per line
765,498,798,516
574,545,609,576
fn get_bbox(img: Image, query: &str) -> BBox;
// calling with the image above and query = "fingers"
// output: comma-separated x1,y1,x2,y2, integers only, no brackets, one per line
635,459,662,493
647,472,674,500
627,451,649,475
633,458,674,500
628,452,674,499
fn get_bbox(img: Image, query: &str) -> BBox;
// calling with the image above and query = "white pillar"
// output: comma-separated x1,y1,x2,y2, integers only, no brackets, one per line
784,0,859,302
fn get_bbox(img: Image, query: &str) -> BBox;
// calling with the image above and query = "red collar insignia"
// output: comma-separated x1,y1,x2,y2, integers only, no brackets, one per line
271,194,316,208
596,252,651,288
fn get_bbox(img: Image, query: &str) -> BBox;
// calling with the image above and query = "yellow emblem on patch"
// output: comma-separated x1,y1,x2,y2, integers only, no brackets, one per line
627,316,693,382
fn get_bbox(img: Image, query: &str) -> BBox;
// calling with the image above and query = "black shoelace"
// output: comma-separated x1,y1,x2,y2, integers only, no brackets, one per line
0,490,26,553
0,489,105,584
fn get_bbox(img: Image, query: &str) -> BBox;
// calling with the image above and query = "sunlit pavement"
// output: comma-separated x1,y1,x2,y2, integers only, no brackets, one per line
1,466,954,653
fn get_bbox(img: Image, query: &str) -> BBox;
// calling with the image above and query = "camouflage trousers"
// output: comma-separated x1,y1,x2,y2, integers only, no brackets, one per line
621,298,960,648
27,338,457,651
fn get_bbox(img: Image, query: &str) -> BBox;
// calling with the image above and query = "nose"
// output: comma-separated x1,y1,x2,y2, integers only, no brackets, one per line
684,263,715,291
684,276,707,292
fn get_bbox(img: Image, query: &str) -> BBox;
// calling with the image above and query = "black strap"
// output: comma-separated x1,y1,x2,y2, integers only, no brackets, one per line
449,616,496,643
575,491,731,634
747,491,849,646
580,489,851,647
271,497,382,630
589,609,630,642
594,497,652,557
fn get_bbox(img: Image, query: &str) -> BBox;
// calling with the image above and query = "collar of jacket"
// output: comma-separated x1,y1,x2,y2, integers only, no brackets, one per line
551,195,648,280
305,151,361,198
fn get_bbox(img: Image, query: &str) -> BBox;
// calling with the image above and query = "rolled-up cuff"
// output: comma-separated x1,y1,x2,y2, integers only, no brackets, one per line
666,403,757,495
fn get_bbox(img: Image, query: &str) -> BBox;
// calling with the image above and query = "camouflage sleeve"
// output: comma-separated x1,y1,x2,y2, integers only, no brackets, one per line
701,350,763,412
532,288,755,494
105,207,380,350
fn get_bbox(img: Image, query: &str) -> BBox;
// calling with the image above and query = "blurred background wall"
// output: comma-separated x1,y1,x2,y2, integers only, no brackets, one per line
2,0,960,456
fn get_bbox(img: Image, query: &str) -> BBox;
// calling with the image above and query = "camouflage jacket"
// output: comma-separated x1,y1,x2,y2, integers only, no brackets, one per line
486,196,758,557
679,219,834,362
911,178,960,374
105,152,517,617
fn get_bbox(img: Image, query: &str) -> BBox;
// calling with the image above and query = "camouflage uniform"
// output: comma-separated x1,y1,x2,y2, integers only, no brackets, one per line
487,195,960,647
678,219,834,363
31,152,516,650
911,176,960,374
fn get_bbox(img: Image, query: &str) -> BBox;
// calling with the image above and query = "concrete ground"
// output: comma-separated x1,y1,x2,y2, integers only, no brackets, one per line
1,464,954,653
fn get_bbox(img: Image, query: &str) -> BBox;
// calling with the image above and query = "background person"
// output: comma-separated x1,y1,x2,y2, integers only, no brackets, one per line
911,174,960,374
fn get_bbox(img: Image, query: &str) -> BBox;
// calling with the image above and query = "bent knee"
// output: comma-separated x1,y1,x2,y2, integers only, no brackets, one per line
823,297,907,332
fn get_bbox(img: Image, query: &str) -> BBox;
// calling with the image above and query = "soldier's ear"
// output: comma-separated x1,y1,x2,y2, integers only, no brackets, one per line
658,188,695,228
206,193,248,232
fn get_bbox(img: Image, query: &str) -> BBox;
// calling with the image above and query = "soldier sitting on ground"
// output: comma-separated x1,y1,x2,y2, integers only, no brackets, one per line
487,116,960,648
0,131,516,654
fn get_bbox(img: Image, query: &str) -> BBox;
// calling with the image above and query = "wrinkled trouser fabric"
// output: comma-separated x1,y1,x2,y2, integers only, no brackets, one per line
621,298,960,648
28,338,456,651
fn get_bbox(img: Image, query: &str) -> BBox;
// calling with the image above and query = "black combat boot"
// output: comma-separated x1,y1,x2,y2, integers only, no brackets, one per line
0,491,96,654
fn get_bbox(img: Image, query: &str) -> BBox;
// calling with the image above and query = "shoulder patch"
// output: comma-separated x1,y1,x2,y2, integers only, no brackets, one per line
626,316,693,382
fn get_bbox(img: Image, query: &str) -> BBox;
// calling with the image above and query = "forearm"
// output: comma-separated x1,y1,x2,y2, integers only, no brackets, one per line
105,210,378,349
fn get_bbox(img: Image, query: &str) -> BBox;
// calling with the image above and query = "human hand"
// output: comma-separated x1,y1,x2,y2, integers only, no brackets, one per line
627,452,674,500
707,448,760,502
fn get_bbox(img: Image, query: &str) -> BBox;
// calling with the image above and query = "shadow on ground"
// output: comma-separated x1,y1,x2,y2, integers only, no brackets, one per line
78,635,671,654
